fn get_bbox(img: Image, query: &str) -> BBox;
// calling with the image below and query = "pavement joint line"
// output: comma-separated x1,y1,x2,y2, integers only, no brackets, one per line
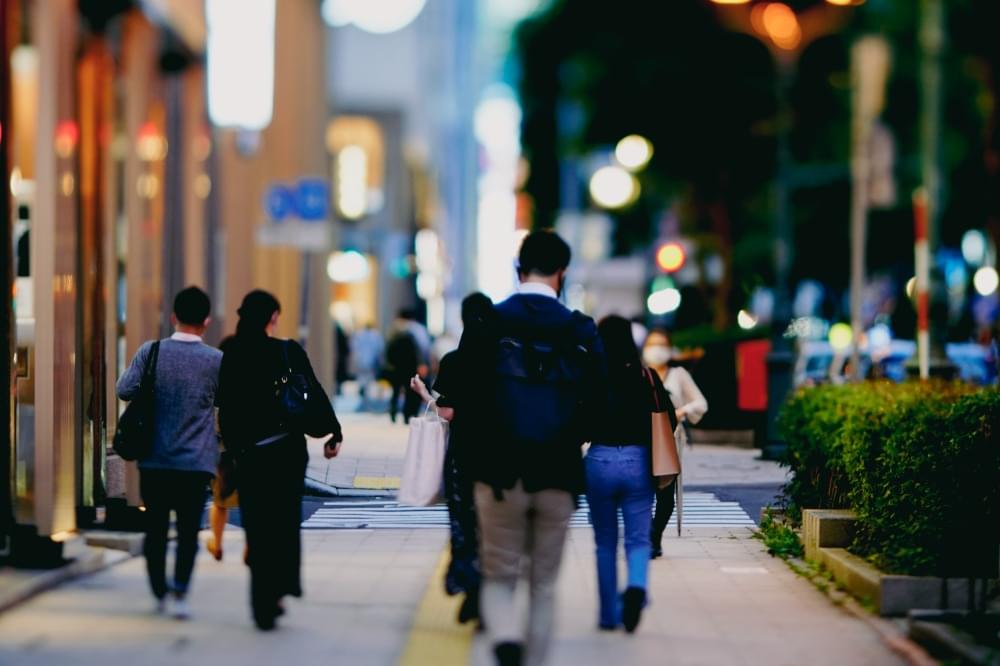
398,546,474,666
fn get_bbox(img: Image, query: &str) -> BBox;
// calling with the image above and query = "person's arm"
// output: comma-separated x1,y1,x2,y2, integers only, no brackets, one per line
116,342,151,401
675,367,708,424
290,342,343,453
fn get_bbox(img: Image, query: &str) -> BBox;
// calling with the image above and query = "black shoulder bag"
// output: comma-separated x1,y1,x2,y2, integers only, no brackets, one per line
113,341,161,461
275,340,310,427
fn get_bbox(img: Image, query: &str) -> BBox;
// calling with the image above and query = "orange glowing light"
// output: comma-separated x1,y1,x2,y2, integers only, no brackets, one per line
54,120,79,158
709,0,751,4
137,121,167,161
656,243,686,273
826,0,864,5
762,3,802,51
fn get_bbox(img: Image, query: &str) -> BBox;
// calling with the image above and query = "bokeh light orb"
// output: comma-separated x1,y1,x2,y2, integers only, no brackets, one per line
973,267,999,296
647,288,682,316
961,230,987,267
589,166,638,209
615,135,653,171
656,242,686,272
828,322,853,351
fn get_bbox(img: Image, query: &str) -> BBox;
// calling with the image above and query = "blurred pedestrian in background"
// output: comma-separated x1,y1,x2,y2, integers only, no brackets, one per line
116,287,221,620
218,290,343,631
385,313,422,424
411,292,496,627
351,323,384,410
587,315,675,634
642,329,708,558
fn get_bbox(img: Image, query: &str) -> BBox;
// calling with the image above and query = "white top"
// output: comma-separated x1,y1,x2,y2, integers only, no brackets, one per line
662,366,708,424
518,282,558,299
171,332,203,343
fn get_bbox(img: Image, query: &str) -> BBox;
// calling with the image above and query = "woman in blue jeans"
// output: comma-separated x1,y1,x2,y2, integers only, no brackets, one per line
587,316,675,633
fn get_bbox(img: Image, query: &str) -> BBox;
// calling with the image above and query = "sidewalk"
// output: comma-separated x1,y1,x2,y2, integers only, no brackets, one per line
0,525,910,665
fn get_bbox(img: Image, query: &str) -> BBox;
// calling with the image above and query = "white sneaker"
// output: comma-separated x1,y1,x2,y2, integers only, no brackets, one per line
171,597,191,620
154,597,168,615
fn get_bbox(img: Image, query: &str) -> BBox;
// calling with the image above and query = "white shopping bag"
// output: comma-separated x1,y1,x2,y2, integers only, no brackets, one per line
397,405,449,507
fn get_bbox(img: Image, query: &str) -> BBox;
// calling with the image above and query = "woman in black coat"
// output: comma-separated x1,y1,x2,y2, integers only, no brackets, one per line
218,290,343,630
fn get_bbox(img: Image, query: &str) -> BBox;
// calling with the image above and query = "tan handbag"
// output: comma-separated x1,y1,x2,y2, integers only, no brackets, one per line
646,368,680,490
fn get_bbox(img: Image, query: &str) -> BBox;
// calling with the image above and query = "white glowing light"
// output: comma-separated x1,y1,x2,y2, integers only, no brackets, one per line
615,135,653,171
474,95,522,159
962,230,987,267
337,145,368,219
321,0,427,34
737,309,758,330
327,250,370,283
590,166,639,209
206,0,275,131
647,288,682,315
973,267,999,296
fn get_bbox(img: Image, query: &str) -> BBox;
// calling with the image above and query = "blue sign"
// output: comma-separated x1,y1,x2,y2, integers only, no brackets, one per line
264,179,330,222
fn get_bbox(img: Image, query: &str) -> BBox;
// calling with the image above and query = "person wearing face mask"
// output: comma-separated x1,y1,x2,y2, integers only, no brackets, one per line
642,330,708,558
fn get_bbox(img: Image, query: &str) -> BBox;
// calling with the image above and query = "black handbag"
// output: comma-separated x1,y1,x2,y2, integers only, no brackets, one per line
276,340,310,425
113,340,161,461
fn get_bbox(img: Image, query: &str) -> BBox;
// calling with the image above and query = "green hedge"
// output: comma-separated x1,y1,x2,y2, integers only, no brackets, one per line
779,381,1000,577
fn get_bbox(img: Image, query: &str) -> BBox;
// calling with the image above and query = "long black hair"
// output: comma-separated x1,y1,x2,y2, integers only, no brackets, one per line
598,315,642,374
235,290,281,339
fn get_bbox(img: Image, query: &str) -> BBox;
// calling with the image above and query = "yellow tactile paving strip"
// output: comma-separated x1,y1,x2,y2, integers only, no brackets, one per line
398,548,474,666
352,475,401,489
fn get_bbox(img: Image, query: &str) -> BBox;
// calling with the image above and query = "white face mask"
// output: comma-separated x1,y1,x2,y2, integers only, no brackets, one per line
643,345,671,367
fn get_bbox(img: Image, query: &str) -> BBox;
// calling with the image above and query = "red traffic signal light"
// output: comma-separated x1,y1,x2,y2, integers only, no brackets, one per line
656,242,686,272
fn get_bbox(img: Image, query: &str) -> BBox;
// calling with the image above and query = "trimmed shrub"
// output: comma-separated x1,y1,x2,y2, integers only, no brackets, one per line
779,381,1000,577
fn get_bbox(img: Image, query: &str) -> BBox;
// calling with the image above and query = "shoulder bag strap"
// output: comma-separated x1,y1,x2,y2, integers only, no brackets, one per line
645,367,662,412
143,340,161,394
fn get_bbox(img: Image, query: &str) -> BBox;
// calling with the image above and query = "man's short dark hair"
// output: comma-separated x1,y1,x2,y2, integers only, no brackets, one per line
517,230,572,277
174,286,211,326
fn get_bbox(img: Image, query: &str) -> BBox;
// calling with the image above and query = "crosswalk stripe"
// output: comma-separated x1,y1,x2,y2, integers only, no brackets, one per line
301,492,755,530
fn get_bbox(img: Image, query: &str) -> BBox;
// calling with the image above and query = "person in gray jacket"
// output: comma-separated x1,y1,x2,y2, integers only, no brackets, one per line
116,286,222,620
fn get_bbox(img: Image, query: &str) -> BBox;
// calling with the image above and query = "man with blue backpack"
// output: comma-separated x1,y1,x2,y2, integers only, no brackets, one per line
475,231,605,666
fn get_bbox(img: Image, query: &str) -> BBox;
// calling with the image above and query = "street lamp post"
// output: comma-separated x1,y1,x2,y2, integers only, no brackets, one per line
708,1,853,456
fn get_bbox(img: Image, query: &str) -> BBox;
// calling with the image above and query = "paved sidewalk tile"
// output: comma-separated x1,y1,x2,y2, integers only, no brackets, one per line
0,528,447,666
469,527,905,666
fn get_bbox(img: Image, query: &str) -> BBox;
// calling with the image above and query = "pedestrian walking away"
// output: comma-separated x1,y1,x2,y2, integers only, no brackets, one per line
411,291,497,627
643,329,708,557
115,286,222,621
473,231,606,666
217,290,343,631
385,312,423,424
587,316,677,634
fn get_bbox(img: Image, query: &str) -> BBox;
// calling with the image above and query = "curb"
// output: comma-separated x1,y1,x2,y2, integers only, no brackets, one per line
784,557,939,666
0,547,131,615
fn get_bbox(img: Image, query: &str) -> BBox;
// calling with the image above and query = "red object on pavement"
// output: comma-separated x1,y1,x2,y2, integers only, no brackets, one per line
737,339,770,412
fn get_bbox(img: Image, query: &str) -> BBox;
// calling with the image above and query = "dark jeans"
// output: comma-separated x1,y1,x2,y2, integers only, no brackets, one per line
389,379,421,423
140,469,211,599
585,445,654,628
651,483,677,548
444,443,480,598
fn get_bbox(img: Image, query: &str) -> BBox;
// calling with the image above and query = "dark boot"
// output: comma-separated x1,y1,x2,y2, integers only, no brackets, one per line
494,642,524,666
622,587,646,634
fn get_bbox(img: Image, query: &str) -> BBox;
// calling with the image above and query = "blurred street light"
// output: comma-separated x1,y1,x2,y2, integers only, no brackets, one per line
656,242,686,273
974,267,999,296
737,309,759,330
589,165,638,209
615,135,653,171
322,0,427,34
961,230,987,266
206,0,275,131
327,250,370,283
648,288,682,315
829,322,853,351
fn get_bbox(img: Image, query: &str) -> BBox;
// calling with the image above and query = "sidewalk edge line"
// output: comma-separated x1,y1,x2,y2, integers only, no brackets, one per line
398,547,474,666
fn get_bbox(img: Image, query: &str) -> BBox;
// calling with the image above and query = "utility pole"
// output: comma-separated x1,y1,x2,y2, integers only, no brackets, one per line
915,0,956,378
849,37,890,381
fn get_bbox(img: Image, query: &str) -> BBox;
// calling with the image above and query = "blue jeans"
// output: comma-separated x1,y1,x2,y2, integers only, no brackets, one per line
585,444,654,628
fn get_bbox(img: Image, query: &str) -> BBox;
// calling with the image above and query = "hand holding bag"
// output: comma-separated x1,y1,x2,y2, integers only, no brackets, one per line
646,368,680,490
398,403,449,507
113,341,161,461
